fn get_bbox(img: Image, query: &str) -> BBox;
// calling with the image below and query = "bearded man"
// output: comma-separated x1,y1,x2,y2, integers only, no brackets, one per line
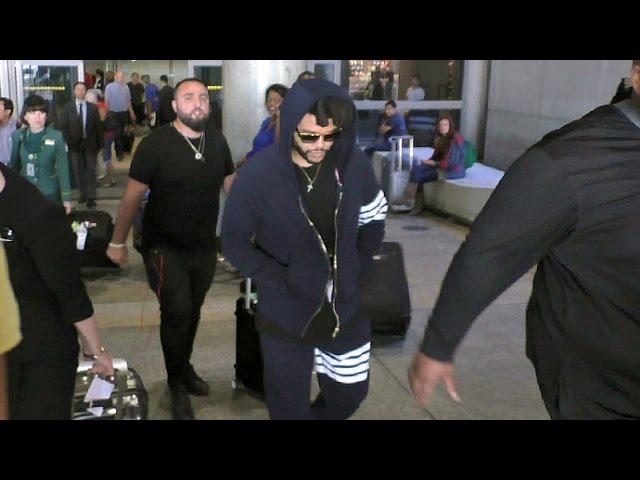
107,78,235,420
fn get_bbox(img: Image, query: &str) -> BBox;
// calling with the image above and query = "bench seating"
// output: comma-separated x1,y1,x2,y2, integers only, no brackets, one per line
370,149,504,223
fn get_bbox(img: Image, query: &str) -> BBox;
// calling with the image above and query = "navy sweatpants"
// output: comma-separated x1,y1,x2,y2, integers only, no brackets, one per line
259,317,371,420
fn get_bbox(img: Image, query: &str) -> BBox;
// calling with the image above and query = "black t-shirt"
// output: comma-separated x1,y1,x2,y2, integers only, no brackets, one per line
294,151,338,256
128,82,145,106
129,123,235,249
294,151,339,346
0,163,93,364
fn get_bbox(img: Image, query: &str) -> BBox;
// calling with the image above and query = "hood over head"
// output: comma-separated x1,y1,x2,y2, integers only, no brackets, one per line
277,78,357,170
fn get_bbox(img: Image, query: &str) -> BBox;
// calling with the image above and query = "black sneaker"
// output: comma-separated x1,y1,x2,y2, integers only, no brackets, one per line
184,364,210,396
170,384,195,420
87,199,97,208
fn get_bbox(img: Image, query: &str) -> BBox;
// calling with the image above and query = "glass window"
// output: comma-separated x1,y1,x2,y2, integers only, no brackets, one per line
344,60,464,101
21,64,79,127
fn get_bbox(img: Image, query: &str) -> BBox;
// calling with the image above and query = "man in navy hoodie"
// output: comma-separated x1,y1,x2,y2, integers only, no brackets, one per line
222,78,387,420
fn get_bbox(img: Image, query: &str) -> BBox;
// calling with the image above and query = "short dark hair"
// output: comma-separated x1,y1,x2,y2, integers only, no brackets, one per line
386,100,397,109
308,96,354,130
173,77,208,98
265,83,288,103
21,94,50,124
96,69,104,77
297,71,315,81
160,74,169,82
131,72,139,78
633,60,640,67
74,81,87,89
0,97,13,115
412,74,421,81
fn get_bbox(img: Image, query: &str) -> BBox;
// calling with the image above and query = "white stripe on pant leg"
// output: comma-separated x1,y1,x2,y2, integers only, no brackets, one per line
315,349,370,367
314,342,371,384
316,342,371,361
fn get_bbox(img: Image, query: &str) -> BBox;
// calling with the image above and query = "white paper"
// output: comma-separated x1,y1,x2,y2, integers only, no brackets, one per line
84,376,115,402
87,407,104,417
76,224,88,250
26,163,35,177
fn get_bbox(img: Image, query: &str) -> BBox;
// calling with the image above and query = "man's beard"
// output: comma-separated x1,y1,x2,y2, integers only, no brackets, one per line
293,141,330,163
177,108,209,132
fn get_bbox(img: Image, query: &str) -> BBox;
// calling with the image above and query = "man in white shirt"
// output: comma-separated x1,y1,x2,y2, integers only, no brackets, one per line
406,74,426,101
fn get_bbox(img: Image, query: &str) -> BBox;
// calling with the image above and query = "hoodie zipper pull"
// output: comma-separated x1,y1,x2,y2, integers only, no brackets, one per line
332,324,340,338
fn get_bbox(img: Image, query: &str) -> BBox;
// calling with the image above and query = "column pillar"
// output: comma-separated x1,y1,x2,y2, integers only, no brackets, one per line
460,60,490,158
222,60,306,162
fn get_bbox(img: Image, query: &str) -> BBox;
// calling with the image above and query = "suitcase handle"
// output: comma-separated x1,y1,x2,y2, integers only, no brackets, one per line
245,278,252,310
77,358,129,418
78,358,128,374
389,135,414,172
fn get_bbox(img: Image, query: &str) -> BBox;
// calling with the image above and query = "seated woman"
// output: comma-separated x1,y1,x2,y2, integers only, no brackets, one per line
392,115,466,212
9,95,73,214
236,83,288,167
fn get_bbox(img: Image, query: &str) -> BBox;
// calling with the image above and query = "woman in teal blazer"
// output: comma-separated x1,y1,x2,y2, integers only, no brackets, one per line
10,95,72,214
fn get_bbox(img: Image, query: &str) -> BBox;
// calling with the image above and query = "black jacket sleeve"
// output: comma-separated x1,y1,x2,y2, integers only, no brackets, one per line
421,147,578,361
221,167,290,290
23,203,94,325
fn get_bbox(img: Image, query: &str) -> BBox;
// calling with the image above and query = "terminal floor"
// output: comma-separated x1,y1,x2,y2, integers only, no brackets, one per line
82,139,550,420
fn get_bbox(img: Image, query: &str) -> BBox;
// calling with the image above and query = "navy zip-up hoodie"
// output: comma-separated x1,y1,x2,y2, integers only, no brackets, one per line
221,78,387,341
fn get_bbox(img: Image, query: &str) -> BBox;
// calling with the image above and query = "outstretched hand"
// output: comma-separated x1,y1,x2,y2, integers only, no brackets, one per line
408,352,461,407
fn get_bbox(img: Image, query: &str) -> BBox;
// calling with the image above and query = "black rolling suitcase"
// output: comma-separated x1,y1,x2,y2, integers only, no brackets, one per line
232,278,264,399
73,358,149,420
68,210,119,269
360,242,412,337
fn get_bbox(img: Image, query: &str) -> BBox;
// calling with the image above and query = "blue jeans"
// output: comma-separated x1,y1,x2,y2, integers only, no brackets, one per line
103,137,113,164
409,163,439,185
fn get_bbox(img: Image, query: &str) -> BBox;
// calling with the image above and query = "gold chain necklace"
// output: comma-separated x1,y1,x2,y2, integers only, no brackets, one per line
298,162,322,193
172,122,205,162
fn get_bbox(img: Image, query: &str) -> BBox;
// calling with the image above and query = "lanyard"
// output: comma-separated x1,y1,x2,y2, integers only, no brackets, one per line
22,129,45,158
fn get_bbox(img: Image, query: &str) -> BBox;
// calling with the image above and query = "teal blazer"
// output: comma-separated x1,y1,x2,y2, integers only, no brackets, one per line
9,126,71,203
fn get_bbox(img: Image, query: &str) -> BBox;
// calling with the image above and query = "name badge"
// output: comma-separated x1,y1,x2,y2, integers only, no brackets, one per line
26,163,35,177
44,139,55,146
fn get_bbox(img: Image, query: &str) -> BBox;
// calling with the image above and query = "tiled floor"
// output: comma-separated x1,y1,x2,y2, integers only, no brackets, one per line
84,148,549,419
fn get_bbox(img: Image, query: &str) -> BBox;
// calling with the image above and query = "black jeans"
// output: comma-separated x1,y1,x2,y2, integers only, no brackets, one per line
8,359,77,420
132,104,145,125
143,243,216,388
112,111,130,158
